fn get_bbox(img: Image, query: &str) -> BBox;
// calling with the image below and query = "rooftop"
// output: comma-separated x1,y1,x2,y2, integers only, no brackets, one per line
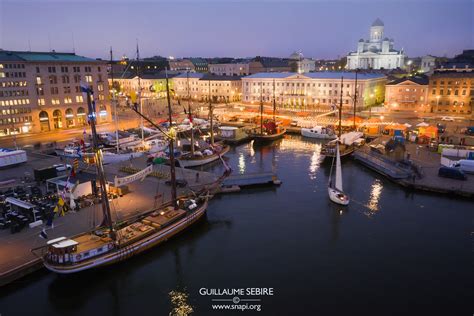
387,76,429,86
0,50,100,63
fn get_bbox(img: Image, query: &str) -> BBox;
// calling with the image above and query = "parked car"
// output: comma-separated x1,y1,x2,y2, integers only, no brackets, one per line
451,160,474,174
52,164,72,172
465,126,474,135
441,116,455,122
438,166,467,180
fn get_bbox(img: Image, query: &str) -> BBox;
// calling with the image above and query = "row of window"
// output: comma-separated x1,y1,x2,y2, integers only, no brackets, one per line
245,82,356,88
431,89,472,96
0,90,29,97
431,80,472,86
0,63,25,69
0,81,27,87
0,72,26,78
43,66,100,73
0,116,32,126
0,99,30,106
1,108,32,115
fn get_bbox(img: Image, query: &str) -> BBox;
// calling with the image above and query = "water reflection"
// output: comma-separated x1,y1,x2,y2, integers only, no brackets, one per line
309,143,322,180
365,179,383,217
169,289,193,316
238,152,245,174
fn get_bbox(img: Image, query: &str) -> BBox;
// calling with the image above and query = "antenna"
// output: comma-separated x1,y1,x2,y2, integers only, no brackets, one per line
72,32,76,53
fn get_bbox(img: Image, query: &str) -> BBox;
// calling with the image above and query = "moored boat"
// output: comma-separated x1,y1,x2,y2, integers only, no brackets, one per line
301,126,336,140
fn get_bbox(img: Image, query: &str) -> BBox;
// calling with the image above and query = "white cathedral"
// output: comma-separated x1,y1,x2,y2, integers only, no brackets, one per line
346,18,406,70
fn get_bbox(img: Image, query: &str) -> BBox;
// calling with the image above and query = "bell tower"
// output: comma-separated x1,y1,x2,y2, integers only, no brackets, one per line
370,18,384,42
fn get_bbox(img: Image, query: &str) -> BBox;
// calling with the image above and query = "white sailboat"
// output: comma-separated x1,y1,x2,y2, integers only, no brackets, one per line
328,142,350,206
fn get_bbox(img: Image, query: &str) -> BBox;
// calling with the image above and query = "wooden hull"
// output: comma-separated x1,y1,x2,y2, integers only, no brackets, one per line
43,200,208,274
176,145,230,168
252,129,286,144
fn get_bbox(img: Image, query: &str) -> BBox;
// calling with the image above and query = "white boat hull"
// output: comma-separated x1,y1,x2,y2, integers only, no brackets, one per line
301,128,336,140
102,151,144,164
176,146,229,168
328,187,350,206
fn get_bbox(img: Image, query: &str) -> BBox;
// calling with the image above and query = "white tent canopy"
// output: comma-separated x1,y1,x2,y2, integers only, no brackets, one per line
416,122,429,127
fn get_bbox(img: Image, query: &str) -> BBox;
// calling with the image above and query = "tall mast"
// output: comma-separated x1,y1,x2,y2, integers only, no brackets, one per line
85,86,115,240
208,79,214,145
136,42,144,144
353,69,358,130
110,47,119,154
260,81,263,134
339,76,344,138
272,79,276,122
187,69,194,155
165,70,178,209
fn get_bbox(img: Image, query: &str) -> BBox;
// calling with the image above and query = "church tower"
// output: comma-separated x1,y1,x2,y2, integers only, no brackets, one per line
370,18,384,42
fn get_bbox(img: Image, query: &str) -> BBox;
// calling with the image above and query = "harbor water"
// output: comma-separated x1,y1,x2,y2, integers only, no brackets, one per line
0,135,471,315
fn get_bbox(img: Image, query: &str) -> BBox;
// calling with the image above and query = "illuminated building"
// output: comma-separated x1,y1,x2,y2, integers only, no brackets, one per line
428,70,474,116
384,76,429,113
241,72,386,110
346,18,406,70
0,50,109,136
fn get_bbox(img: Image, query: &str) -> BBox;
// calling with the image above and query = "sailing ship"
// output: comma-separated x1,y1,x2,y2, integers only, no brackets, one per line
320,76,363,160
251,79,286,144
327,142,350,206
173,75,230,168
33,72,229,274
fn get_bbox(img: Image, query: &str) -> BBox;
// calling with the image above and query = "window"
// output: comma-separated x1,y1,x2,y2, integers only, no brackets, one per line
38,99,45,106
64,86,71,93
75,95,83,102
48,66,56,73
49,75,57,84
64,97,72,104
85,75,92,83
50,87,59,94
61,66,69,72
74,75,81,83
36,67,40,73
62,76,70,84
36,76,42,85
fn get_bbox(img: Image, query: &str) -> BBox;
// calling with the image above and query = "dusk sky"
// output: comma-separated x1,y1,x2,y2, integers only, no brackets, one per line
0,0,472,60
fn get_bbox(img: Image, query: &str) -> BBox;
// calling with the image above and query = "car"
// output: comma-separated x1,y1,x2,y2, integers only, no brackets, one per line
52,164,72,172
438,166,467,180
441,116,455,122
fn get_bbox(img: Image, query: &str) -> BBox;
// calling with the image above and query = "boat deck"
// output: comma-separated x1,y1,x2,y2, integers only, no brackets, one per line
142,207,186,229
116,222,155,247
74,234,110,253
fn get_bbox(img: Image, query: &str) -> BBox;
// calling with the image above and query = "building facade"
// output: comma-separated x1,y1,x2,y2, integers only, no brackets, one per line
384,77,429,113
428,70,474,116
0,50,109,136
347,18,406,70
208,63,250,76
288,51,316,73
173,73,242,103
241,72,386,110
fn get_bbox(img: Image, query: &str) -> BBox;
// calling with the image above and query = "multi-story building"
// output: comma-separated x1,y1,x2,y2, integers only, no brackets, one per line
347,18,406,70
248,57,291,73
384,76,429,113
169,58,208,73
208,62,250,76
288,51,316,73
173,73,242,103
428,70,474,116
110,71,179,99
0,50,109,136
241,72,386,110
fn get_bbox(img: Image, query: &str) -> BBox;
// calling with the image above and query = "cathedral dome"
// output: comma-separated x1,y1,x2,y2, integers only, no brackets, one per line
372,18,384,27
289,51,304,60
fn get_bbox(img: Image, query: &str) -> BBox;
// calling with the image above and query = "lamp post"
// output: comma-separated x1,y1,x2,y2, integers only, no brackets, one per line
369,93,374,119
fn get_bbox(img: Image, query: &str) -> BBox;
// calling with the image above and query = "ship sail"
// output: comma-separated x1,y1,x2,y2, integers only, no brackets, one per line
335,143,343,192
